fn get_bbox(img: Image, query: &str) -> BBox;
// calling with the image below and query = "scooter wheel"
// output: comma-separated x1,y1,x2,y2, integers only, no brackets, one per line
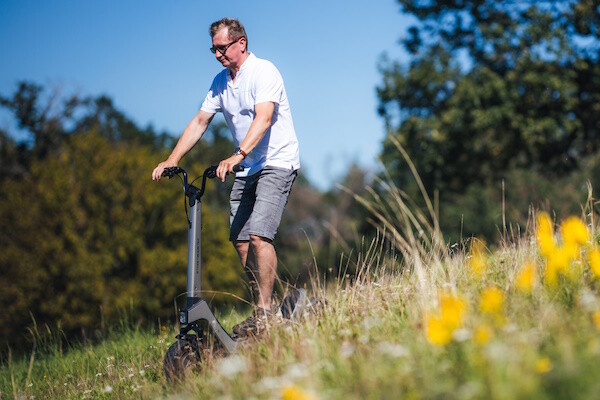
163,337,200,382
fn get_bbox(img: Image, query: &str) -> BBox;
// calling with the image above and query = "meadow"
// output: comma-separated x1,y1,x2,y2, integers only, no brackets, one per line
3,165,600,399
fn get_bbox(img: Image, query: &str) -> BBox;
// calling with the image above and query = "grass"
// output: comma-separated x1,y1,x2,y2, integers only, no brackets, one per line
3,142,600,398
3,213,600,399
0,310,248,399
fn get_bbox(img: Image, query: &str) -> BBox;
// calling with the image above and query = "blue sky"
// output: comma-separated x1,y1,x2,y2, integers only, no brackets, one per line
0,0,413,190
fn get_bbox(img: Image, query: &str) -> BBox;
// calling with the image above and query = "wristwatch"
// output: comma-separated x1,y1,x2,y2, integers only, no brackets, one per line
233,147,247,158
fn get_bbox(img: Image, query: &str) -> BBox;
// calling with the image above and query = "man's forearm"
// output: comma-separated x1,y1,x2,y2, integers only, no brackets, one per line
168,111,214,163
214,103,273,181
238,102,274,155
239,116,271,154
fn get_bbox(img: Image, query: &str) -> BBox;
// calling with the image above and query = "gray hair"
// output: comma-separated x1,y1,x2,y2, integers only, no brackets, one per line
209,18,248,47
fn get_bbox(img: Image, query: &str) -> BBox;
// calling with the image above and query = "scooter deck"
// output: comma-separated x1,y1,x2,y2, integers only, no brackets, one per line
184,299,238,353
182,288,308,354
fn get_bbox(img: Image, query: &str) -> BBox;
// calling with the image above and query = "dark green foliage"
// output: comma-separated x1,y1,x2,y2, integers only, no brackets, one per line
377,0,600,242
0,83,244,352
0,82,343,356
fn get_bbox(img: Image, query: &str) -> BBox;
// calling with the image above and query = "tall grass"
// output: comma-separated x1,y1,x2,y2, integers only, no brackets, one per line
3,139,600,398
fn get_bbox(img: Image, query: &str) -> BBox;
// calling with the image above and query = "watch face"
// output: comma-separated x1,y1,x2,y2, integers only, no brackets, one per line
233,147,245,157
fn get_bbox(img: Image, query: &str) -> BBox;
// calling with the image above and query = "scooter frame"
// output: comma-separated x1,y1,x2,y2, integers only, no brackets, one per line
161,165,306,357
162,165,240,354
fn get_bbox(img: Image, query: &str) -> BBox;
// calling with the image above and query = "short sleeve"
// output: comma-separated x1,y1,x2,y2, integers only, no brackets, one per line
200,74,223,114
254,62,283,105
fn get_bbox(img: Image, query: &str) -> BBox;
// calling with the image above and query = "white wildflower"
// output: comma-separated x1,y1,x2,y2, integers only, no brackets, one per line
363,317,378,331
284,363,308,380
453,328,472,342
256,376,282,393
339,341,355,358
503,323,518,334
579,288,598,311
339,328,352,337
376,342,409,358
217,355,247,377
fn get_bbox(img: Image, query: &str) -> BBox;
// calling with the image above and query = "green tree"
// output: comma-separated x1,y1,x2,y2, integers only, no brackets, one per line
0,81,341,353
378,0,600,241
0,84,245,351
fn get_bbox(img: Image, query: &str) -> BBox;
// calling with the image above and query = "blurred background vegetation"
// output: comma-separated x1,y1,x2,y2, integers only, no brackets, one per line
2,0,600,355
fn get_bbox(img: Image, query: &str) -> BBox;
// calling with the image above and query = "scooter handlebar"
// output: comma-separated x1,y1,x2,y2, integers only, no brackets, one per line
161,166,184,178
203,164,245,179
161,165,244,179
161,164,245,199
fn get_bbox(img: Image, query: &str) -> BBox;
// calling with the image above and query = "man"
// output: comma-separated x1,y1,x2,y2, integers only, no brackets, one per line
152,18,300,337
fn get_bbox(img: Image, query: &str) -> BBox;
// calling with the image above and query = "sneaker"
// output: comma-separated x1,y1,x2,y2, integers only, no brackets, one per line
232,307,279,338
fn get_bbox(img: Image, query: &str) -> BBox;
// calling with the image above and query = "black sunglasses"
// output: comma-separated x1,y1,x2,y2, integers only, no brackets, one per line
210,38,242,54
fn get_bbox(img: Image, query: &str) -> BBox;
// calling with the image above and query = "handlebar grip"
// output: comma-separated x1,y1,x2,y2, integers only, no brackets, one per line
205,164,245,179
162,166,183,178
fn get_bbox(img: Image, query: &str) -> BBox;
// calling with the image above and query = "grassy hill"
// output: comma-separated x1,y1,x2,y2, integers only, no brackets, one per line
3,167,600,399
3,208,600,399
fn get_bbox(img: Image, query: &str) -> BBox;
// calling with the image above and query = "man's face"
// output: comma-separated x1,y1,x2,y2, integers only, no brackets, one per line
212,27,244,69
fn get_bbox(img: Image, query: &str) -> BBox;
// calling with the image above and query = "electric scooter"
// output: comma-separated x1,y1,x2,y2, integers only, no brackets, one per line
160,165,307,381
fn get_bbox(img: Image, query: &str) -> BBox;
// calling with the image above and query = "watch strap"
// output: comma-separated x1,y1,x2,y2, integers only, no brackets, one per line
234,147,247,158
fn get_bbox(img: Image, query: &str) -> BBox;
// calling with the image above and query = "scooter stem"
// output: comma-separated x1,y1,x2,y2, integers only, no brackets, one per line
187,193,202,304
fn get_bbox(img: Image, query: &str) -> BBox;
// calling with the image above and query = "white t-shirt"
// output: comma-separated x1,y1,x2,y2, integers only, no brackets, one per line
200,53,300,177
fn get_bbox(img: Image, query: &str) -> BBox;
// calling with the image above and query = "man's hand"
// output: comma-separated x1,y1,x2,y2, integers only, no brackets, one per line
152,159,178,181
216,154,244,182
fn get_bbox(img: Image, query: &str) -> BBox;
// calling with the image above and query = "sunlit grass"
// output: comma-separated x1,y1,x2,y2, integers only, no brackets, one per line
3,139,600,398
4,209,600,399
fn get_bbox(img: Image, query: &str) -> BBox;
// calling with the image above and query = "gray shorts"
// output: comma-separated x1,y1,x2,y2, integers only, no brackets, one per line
229,166,297,242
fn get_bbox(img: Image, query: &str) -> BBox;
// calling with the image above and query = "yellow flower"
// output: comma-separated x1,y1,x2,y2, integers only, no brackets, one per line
479,287,504,315
588,248,600,279
544,262,559,287
592,311,600,331
535,357,553,374
468,239,488,278
440,293,468,330
426,315,453,346
474,324,494,345
282,385,314,400
536,213,555,257
545,244,579,285
425,293,468,346
561,216,589,246
552,244,577,270
515,262,537,293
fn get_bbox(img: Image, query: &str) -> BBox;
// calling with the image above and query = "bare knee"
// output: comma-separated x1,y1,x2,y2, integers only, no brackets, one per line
234,240,250,263
234,240,249,253
249,234,272,251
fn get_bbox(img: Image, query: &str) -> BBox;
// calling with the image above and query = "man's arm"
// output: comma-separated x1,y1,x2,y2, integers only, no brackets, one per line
152,110,215,181
215,101,274,181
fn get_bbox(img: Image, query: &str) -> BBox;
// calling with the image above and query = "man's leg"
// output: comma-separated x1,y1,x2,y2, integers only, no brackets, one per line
231,236,276,337
249,234,277,310
230,167,296,336
234,240,260,303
